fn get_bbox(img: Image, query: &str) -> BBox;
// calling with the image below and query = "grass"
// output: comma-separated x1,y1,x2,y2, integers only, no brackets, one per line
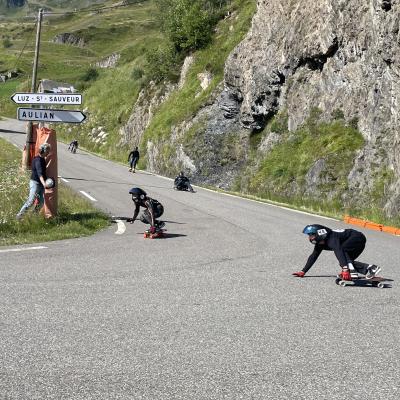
0,137,110,246
236,113,366,217
139,0,256,171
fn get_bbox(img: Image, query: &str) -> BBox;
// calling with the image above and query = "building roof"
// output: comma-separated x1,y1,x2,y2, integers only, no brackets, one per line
38,79,76,93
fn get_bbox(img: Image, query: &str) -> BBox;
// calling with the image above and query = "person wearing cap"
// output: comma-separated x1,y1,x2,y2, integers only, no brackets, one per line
16,143,51,220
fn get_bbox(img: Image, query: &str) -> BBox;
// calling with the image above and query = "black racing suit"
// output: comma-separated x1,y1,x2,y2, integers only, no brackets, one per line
303,229,369,274
174,175,193,192
131,197,164,228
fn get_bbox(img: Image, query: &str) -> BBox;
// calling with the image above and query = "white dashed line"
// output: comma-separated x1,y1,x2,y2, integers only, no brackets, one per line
79,191,97,202
0,246,48,254
114,219,126,235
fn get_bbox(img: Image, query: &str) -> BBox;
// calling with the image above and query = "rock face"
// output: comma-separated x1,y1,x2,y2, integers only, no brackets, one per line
94,53,120,68
222,0,400,215
53,33,86,48
124,0,400,217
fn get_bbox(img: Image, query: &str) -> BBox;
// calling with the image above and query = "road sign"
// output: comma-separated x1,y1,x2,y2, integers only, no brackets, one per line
17,108,86,123
11,93,82,105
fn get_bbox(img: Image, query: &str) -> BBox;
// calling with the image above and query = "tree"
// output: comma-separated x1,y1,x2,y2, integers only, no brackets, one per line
158,0,218,52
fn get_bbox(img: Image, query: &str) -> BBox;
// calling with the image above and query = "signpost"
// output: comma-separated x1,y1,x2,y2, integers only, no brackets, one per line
11,93,82,105
17,107,86,124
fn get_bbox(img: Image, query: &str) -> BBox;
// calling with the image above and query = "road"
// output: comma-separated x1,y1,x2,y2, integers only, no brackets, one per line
1,118,399,400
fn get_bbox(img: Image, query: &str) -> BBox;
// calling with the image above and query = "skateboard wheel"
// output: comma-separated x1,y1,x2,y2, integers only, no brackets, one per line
377,282,385,289
335,278,341,286
339,280,347,287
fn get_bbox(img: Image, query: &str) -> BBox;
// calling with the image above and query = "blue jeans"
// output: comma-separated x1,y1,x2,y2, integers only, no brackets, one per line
17,180,44,217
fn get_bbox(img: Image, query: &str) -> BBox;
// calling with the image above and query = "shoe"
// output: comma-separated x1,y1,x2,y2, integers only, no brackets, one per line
365,264,381,280
129,168,132,172
157,221,165,229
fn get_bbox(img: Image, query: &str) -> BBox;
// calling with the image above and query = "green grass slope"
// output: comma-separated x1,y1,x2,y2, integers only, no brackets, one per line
0,137,109,246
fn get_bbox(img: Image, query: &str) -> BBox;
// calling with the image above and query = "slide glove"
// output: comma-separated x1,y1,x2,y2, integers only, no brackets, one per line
340,269,352,281
292,271,305,278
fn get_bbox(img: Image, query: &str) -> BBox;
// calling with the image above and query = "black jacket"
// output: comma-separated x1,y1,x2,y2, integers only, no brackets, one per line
31,156,47,186
303,229,362,272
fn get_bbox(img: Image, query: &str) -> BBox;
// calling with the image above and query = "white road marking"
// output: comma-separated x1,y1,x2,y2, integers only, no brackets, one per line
79,191,97,202
60,177,69,183
0,246,47,254
114,219,126,235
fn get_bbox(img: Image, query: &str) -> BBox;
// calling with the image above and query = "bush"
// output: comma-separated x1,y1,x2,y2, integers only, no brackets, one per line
145,43,181,82
131,67,144,80
81,67,99,82
2,38,12,48
157,0,227,53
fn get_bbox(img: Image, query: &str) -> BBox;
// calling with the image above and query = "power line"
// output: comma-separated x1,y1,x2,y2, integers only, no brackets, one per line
13,19,37,71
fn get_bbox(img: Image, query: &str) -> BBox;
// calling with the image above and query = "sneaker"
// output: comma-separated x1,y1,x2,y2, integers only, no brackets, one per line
365,264,381,280
157,221,165,229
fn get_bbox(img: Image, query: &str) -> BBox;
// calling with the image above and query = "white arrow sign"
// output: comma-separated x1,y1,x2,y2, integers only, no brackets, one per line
11,93,82,105
17,108,86,124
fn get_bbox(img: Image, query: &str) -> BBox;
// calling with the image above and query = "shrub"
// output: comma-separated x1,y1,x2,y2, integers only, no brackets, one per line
131,67,144,80
2,38,12,48
81,67,99,82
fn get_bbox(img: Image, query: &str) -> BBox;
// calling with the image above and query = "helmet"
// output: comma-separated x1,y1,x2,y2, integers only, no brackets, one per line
179,171,184,177
45,177,55,188
39,143,51,154
302,224,331,244
129,187,147,200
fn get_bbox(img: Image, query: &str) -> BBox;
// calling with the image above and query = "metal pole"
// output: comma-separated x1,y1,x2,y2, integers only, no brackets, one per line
24,8,43,169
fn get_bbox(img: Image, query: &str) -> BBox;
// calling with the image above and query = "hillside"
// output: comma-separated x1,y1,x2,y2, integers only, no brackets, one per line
0,0,399,227
0,0,109,15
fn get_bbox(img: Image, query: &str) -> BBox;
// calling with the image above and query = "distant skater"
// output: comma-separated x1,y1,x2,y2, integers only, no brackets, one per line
128,146,140,172
68,139,78,153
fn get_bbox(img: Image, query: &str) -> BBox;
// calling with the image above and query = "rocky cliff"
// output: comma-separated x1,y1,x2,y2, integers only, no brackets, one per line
122,0,400,219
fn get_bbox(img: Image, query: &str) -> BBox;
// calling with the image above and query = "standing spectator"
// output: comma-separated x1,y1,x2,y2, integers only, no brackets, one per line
16,143,51,220
128,146,140,173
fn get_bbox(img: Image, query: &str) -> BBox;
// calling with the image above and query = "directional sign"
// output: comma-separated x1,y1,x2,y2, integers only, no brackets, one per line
17,108,86,124
11,93,82,105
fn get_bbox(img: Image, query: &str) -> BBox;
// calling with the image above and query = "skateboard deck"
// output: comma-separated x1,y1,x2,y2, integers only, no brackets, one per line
144,228,166,239
335,276,393,289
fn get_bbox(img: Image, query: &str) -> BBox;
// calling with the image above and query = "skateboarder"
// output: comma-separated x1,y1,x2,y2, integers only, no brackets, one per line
174,171,194,192
128,187,164,234
128,146,140,172
68,139,78,153
292,224,381,280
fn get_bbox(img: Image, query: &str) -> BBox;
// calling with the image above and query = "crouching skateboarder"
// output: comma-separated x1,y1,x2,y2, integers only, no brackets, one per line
292,224,381,281
129,187,165,238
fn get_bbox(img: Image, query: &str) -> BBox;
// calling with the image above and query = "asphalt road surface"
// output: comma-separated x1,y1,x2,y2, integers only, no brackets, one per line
1,118,399,400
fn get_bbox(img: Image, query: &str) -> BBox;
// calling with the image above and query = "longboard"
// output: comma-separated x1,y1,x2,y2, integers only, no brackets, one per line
335,276,393,289
144,228,166,239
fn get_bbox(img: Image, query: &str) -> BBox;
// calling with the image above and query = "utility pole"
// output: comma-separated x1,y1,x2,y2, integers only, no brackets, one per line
24,8,43,169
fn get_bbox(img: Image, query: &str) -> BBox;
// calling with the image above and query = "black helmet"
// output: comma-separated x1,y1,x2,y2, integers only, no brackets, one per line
302,224,331,244
179,171,184,177
129,187,147,200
